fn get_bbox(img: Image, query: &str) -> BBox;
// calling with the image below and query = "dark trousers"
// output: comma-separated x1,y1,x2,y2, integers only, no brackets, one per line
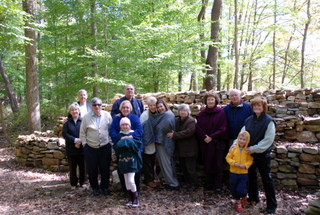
142,152,156,183
118,170,140,192
67,154,85,186
230,173,248,200
248,155,277,211
179,156,199,186
205,149,225,189
84,144,111,190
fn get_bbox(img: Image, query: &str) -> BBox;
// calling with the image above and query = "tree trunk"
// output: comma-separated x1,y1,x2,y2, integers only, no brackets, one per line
282,0,297,84
300,0,311,89
91,0,99,97
233,0,239,89
178,71,182,91
0,58,19,113
272,0,277,89
282,35,293,84
217,51,221,90
204,0,222,91
23,0,41,133
198,0,208,89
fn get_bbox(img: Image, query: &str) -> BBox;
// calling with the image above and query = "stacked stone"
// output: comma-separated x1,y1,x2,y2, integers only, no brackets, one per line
53,117,66,137
14,131,69,172
273,143,320,188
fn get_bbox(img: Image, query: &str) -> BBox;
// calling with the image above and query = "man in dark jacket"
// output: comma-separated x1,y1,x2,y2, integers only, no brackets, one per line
111,84,144,118
224,89,253,147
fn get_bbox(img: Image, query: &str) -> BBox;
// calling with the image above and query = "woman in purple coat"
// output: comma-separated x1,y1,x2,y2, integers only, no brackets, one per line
196,91,228,193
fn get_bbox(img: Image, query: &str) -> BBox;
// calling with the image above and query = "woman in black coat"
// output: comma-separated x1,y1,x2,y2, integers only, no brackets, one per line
62,102,85,188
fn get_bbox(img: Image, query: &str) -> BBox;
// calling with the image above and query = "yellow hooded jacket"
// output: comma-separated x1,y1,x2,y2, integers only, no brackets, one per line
226,131,253,174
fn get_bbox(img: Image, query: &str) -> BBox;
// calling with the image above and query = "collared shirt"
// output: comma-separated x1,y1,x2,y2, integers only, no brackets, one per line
92,113,101,127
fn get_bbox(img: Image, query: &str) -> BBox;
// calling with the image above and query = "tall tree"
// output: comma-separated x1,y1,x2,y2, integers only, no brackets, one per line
204,0,222,90
300,0,311,89
23,0,41,133
91,0,99,97
272,0,277,89
0,58,19,113
233,0,239,89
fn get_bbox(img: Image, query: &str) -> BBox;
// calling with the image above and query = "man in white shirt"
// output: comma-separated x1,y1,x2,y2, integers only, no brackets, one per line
77,89,91,116
80,97,112,196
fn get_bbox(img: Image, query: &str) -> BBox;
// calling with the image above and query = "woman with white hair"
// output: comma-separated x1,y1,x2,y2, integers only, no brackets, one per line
62,102,85,188
140,96,158,188
167,104,199,191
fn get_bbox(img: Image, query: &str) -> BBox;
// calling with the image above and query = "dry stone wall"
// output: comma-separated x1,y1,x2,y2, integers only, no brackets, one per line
15,89,320,188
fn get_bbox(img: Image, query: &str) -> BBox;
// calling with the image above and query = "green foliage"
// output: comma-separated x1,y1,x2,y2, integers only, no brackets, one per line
5,104,29,136
1,0,320,131
40,99,67,129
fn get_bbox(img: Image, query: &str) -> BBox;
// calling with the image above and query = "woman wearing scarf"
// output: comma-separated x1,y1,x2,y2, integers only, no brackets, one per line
143,99,179,191
196,91,228,193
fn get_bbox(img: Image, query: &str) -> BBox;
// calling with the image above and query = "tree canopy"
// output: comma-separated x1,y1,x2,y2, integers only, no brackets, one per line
1,0,319,115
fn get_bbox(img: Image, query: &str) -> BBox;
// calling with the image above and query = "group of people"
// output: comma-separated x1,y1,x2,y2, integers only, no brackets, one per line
62,86,277,214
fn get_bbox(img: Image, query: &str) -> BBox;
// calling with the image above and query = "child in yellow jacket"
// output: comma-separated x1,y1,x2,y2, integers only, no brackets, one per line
226,131,253,212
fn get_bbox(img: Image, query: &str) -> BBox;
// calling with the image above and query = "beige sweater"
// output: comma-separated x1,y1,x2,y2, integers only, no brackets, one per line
80,111,112,148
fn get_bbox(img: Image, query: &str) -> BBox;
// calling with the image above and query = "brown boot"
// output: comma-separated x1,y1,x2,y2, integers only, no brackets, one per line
125,190,132,206
132,191,139,207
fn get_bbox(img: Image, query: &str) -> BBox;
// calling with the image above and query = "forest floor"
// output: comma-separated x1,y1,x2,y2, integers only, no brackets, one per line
0,130,318,215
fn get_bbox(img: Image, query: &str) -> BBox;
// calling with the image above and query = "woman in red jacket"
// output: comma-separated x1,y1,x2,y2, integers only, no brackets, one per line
196,91,228,193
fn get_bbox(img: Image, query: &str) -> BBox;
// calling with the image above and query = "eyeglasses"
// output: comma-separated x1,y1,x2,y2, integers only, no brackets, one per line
92,104,102,107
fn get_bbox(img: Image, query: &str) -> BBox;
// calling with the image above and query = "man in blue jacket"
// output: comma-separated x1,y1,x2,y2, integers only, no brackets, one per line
111,84,144,118
224,89,253,147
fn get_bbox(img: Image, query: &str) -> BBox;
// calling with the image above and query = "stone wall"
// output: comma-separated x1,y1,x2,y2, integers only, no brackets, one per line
273,143,319,188
14,131,320,188
14,131,69,172
14,131,118,173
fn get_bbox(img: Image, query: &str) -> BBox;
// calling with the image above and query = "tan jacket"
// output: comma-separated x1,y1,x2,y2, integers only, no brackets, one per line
80,110,112,148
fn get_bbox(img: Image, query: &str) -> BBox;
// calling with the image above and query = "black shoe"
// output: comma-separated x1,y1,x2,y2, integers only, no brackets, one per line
93,189,100,196
188,186,199,192
267,208,276,214
214,188,222,194
166,186,177,191
260,208,276,214
102,189,111,196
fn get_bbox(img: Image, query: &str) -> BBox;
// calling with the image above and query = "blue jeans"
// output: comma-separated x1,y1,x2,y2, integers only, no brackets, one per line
229,173,248,200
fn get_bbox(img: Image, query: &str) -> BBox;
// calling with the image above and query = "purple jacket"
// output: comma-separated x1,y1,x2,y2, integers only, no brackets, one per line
196,106,228,150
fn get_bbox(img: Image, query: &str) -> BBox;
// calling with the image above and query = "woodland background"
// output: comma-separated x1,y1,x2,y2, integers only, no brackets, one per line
0,0,319,134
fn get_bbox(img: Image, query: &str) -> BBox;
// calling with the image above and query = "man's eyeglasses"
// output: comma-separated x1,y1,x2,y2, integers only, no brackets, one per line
92,104,102,107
